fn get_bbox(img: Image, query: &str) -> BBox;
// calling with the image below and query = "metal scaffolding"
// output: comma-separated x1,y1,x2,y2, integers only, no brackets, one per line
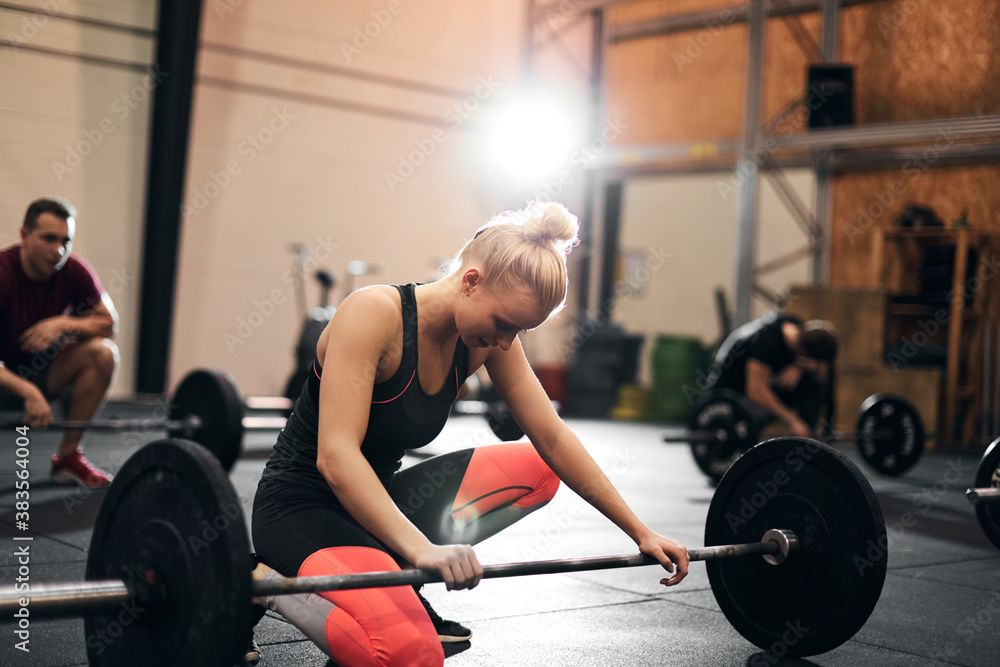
527,0,1000,324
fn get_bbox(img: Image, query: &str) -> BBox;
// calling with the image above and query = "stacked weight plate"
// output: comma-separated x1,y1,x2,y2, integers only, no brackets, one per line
648,335,705,423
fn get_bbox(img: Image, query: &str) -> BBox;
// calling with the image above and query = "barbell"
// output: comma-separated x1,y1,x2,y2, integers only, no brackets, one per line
2,368,528,472
670,389,927,481
966,437,1000,550
0,436,888,664
0,369,286,472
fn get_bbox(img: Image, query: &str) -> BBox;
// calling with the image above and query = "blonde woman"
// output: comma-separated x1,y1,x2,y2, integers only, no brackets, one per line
248,202,689,666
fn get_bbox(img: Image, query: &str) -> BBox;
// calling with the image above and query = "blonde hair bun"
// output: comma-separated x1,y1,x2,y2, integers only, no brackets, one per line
521,202,579,254
453,201,581,319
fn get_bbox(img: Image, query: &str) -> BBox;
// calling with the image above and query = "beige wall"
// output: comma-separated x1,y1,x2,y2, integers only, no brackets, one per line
0,0,156,399
177,0,541,396
1,0,821,399
617,169,815,385
1,0,567,398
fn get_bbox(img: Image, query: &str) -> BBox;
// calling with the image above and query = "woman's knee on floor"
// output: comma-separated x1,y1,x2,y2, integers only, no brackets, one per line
299,547,444,667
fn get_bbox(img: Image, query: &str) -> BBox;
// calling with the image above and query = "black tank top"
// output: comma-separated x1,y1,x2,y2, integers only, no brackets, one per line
259,284,470,492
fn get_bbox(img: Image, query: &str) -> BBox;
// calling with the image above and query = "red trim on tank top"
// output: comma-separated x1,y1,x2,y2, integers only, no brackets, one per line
371,369,416,404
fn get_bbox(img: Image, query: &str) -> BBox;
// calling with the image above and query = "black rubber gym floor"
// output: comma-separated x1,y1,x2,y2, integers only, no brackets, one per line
0,404,997,666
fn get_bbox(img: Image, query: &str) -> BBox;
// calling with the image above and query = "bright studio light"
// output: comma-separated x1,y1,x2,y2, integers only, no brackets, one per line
486,93,579,180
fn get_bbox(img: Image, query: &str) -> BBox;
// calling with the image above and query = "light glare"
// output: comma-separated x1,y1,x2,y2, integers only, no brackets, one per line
487,95,577,180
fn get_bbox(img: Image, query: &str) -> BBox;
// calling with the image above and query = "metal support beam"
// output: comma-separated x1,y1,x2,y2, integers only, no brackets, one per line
774,113,1000,150
754,244,818,277
135,0,203,394
580,8,608,318
773,0,822,61
813,150,833,283
734,0,767,324
764,167,820,239
610,0,879,43
810,0,841,284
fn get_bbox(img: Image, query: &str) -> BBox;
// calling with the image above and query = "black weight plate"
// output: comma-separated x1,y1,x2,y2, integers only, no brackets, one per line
688,389,758,481
85,439,251,667
855,393,925,476
706,437,886,657
169,368,245,472
486,402,525,441
973,438,1000,550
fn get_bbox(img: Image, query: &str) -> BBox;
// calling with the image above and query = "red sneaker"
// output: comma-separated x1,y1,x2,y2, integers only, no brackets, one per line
51,449,113,488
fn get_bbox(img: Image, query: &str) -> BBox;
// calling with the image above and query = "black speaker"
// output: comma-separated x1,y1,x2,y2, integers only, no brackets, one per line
807,64,854,128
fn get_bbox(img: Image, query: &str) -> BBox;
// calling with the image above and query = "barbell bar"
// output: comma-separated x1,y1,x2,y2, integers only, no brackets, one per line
681,389,929,480
660,426,896,445
1,437,886,664
0,412,287,442
3,368,532,473
1,368,295,474
968,437,1000,549
966,487,1000,504
0,530,795,621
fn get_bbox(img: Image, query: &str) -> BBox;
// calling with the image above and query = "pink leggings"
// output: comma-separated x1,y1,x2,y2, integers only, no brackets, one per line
253,443,560,666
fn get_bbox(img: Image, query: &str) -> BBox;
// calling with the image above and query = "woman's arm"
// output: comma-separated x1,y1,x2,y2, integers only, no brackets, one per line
485,339,689,586
314,289,482,589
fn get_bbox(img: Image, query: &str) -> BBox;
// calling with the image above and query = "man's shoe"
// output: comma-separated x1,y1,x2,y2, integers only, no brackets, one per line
51,449,112,488
415,589,472,643
237,637,262,666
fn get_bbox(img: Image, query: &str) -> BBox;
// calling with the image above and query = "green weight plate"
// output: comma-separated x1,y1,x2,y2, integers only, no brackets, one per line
169,368,245,472
85,439,251,666
973,438,1000,550
706,438,887,657
855,393,925,476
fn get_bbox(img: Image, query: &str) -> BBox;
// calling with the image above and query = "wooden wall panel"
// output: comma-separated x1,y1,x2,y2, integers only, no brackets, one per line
611,0,738,24
604,0,1000,291
605,7,823,144
607,1,1000,137
830,163,1000,287
841,1,1000,123
605,24,746,143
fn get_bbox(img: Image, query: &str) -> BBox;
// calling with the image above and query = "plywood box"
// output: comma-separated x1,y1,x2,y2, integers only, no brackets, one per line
787,285,887,368
834,365,940,449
